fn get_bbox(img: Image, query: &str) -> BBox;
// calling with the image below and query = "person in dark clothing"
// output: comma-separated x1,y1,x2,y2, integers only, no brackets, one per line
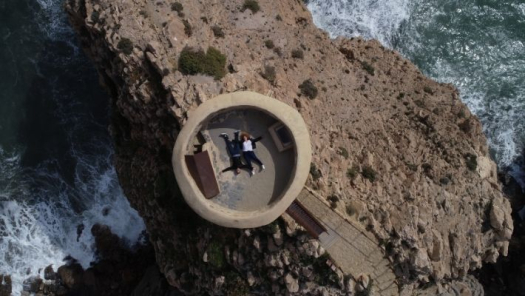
219,130,252,174
240,132,265,176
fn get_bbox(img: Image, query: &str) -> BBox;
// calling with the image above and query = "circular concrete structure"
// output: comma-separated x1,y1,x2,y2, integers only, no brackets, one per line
172,91,311,228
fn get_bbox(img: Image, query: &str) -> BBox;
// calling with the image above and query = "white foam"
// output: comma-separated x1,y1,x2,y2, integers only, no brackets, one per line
307,0,412,47
0,146,145,296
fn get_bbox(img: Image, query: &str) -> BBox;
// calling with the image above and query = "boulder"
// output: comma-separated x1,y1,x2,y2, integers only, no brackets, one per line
57,264,84,289
44,265,57,280
284,273,299,293
0,275,12,296
22,276,42,293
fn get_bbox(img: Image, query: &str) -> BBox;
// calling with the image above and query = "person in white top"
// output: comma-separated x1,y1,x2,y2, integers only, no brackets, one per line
240,132,265,176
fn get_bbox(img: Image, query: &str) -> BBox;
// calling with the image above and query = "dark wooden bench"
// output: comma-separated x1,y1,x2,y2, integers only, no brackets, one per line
286,201,326,239
185,150,220,199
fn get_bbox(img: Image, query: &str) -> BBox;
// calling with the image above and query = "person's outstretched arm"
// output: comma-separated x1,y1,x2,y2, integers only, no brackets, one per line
252,136,263,143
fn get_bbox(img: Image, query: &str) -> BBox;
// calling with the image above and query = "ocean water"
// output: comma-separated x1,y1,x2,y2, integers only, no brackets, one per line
0,0,145,294
307,0,525,186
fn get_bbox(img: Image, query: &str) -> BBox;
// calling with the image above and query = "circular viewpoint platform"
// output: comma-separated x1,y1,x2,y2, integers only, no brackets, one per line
172,91,311,228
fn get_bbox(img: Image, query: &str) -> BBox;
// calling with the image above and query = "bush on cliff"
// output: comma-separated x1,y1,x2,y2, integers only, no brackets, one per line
206,240,225,268
346,165,359,180
182,19,192,36
465,153,478,171
117,38,134,55
299,79,318,99
224,271,249,296
171,2,183,13
178,47,227,80
91,11,100,23
361,165,377,182
291,49,304,59
260,65,276,84
241,0,260,13
310,163,322,180
212,25,225,38
360,60,375,76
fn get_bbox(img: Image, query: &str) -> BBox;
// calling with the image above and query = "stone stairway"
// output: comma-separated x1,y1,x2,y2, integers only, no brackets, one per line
296,188,399,296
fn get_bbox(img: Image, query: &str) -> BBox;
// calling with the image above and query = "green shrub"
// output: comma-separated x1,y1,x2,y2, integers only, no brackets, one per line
139,10,148,17
465,153,478,171
338,147,349,159
183,19,192,36
260,65,276,84
361,165,376,182
299,79,318,99
171,2,183,12
291,49,304,59
423,86,433,94
346,204,356,216
415,99,425,107
178,47,227,80
439,177,450,185
241,0,260,13
206,240,225,268
212,25,225,38
459,118,472,134
346,165,359,180
422,163,432,173
91,10,100,23
397,92,405,100
310,163,322,180
264,40,275,49
406,163,418,171
360,60,375,76
117,38,134,55
224,272,249,296
327,195,339,203
276,14,283,21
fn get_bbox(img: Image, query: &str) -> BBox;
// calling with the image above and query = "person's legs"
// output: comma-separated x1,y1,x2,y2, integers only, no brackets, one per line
243,152,253,168
222,137,236,156
247,151,263,166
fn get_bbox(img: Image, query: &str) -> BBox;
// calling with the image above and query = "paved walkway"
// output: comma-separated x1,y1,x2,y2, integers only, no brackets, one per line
297,188,399,296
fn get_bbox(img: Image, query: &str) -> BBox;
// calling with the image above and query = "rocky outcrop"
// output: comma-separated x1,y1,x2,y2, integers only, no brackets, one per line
65,0,513,293
0,275,12,296
20,224,156,296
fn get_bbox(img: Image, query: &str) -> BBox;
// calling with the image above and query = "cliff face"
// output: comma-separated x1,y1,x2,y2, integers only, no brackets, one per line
65,0,513,293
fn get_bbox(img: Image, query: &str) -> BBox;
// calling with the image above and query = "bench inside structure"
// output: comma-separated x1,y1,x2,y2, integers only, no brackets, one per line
185,150,220,199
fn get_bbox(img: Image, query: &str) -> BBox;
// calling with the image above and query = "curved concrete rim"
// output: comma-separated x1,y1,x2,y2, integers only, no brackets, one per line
172,91,312,228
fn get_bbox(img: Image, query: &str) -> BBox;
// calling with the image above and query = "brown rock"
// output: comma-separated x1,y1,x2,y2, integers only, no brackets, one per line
57,264,84,289
0,275,12,296
284,273,299,293
44,265,56,281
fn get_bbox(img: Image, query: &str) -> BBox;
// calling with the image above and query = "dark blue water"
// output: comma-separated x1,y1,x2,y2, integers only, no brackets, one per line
308,0,525,187
0,0,144,293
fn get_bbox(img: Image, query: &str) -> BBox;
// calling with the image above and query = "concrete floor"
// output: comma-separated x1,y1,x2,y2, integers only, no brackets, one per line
201,109,295,212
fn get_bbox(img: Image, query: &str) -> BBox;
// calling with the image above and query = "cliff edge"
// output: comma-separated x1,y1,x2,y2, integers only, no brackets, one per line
65,0,513,294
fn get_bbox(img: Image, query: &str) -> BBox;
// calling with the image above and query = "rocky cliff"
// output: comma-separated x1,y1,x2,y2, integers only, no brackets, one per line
65,0,513,294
